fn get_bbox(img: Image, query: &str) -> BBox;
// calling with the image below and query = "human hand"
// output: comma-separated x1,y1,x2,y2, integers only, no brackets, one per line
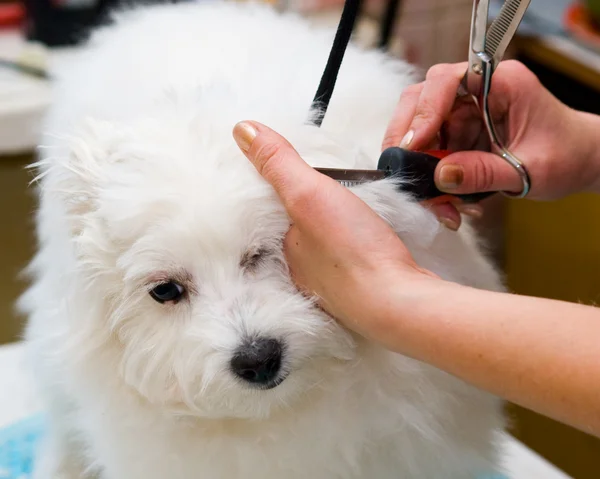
383,60,600,217
232,120,440,347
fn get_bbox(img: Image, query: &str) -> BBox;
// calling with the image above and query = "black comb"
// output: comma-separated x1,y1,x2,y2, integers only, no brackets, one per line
316,147,494,204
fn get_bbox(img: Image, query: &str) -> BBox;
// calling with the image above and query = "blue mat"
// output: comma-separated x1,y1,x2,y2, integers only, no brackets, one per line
0,415,508,479
0,415,45,479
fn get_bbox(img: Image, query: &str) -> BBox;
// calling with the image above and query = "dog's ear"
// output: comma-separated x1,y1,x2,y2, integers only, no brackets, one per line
35,118,123,235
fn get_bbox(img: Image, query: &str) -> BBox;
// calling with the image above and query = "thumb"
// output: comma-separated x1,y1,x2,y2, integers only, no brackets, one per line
434,150,525,195
232,120,338,221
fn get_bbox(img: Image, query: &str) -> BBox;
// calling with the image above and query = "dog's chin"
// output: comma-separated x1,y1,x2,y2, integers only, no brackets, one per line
171,379,302,421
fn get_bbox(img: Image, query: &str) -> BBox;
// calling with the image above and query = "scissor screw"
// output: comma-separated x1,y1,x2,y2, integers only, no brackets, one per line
472,63,482,74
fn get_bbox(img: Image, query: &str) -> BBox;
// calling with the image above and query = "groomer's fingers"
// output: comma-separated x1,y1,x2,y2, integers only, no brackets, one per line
435,150,525,195
233,120,372,229
427,203,462,231
381,82,423,150
402,63,468,151
233,121,335,217
233,121,315,196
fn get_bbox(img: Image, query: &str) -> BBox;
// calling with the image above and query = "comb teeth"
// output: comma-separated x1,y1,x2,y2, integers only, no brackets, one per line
337,180,365,188
485,0,520,58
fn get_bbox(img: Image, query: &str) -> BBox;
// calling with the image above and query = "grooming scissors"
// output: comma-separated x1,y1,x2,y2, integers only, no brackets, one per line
315,0,533,203
456,0,532,198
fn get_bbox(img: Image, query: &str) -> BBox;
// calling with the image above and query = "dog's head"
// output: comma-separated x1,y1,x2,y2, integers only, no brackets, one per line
39,112,377,419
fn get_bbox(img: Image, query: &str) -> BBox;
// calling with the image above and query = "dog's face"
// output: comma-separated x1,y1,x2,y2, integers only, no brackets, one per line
46,115,360,419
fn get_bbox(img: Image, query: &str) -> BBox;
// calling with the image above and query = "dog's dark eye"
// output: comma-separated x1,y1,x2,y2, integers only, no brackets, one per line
241,248,268,271
149,282,185,303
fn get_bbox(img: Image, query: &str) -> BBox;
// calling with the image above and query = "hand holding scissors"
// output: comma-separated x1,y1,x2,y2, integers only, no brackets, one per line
381,0,600,208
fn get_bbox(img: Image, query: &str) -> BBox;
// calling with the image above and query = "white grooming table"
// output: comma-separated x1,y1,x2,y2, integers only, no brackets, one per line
0,341,572,478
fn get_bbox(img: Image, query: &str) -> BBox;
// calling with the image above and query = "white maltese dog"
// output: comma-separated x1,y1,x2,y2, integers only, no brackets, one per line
20,1,509,478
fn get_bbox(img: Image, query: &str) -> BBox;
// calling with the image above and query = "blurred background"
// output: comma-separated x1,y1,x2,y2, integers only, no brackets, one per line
1,0,600,476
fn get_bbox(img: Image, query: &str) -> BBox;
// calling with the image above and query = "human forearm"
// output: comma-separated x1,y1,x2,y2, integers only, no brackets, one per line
385,278,600,437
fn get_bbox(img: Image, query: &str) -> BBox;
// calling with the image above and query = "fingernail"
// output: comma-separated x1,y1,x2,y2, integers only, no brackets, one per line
233,121,257,153
399,130,414,148
438,165,464,189
439,216,460,231
457,204,484,218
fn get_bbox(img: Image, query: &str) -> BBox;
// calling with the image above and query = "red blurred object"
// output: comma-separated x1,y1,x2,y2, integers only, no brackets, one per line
564,1,600,52
0,2,25,28
422,150,451,160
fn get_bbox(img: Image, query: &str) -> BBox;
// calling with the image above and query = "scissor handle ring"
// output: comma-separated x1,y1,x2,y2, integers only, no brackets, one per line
478,59,532,199
497,148,531,199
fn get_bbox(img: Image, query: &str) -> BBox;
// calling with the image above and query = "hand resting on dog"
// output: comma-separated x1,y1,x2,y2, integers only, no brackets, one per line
233,110,600,440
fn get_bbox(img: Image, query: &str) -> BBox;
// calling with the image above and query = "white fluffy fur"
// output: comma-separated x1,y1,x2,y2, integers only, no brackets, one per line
19,2,509,478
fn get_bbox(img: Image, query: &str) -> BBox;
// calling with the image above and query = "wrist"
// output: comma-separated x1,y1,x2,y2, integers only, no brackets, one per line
364,266,453,355
571,109,600,194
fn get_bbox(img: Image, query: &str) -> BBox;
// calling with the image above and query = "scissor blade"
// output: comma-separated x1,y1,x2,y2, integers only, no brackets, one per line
484,0,531,66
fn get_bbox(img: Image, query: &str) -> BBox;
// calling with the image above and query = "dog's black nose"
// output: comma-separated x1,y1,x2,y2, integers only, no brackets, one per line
230,338,283,387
